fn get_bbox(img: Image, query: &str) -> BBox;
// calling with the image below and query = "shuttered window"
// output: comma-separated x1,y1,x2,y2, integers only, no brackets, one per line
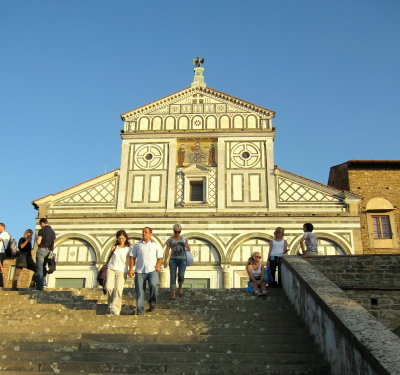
372,215,392,239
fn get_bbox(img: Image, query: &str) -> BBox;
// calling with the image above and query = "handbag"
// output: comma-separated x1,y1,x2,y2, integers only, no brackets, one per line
263,264,273,283
185,251,194,266
97,263,109,294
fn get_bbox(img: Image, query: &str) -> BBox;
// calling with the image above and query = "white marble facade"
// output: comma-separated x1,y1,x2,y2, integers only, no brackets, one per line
33,65,362,289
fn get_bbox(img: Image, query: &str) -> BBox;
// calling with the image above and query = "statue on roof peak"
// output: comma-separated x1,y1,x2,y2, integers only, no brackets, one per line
192,57,205,67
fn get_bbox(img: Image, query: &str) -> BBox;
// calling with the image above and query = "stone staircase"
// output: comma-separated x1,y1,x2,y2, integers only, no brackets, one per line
0,288,330,375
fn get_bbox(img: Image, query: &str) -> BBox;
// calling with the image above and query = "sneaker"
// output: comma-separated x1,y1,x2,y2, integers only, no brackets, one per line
261,290,267,296
254,290,262,296
111,311,120,316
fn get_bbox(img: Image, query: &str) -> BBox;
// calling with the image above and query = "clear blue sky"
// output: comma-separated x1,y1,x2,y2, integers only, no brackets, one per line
1,0,399,238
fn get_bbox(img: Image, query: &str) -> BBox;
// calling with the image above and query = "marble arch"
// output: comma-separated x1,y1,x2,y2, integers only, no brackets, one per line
226,232,273,263
184,232,225,264
55,233,100,263
289,232,352,255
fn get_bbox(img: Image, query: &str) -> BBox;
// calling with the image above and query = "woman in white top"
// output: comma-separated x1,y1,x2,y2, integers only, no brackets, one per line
105,230,131,315
246,251,267,296
267,227,289,287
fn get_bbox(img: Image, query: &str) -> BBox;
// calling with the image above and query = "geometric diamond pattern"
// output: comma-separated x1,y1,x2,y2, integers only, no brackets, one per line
278,177,340,203
207,168,216,205
175,169,184,206
58,179,116,204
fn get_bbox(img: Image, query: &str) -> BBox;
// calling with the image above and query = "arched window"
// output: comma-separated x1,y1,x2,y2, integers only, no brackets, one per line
317,238,346,256
188,238,221,265
54,238,97,264
231,237,270,263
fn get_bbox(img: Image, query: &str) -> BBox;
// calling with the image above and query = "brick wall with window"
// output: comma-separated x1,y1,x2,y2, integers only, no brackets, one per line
329,161,400,254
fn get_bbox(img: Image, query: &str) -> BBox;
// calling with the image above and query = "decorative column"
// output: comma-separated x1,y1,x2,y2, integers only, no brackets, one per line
222,264,231,289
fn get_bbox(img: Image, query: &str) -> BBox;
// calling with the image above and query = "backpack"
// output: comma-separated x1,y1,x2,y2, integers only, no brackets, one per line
4,235,18,258
46,252,57,274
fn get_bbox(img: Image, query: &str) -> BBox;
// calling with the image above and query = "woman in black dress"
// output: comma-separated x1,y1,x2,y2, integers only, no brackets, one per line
12,229,36,290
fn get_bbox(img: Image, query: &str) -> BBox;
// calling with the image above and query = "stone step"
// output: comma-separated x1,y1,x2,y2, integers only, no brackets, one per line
1,340,316,354
0,333,314,345
2,317,300,329
0,288,329,374
0,294,285,308
2,302,293,316
0,324,306,336
2,288,287,302
1,309,293,321
0,352,323,368
0,363,329,374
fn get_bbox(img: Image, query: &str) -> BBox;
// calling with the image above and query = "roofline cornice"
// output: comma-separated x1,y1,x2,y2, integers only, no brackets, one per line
120,86,275,121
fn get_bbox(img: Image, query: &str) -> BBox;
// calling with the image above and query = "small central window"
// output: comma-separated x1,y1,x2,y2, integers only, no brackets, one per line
372,215,392,239
241,151,250,159
190,180,204,201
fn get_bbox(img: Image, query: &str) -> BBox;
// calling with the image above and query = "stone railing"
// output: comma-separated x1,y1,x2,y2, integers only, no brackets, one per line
281,256,400,375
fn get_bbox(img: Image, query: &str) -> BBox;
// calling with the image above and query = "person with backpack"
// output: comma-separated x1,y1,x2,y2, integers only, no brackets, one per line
0,223,11,282
35,218,56,291
12,229,36,290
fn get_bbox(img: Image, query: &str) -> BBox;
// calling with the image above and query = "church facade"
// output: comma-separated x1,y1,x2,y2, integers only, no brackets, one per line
33,63,362,289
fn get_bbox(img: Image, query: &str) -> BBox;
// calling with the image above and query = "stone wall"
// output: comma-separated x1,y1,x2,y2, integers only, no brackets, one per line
329,162,400,254
349,168,400,254
282,256,400,375
0,259,34,289
306,255,400,333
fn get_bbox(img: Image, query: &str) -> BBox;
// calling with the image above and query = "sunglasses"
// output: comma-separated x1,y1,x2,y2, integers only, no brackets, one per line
174,230,181,234
254,256,261,259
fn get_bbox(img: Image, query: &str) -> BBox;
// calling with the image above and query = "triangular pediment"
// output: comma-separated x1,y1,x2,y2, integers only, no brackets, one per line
121,86,275,133
33,170,119,208
275,169,361,207
122,87,274,119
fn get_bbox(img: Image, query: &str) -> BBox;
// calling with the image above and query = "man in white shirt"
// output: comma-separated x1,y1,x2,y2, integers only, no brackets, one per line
128,227,163,315
0,222,11,285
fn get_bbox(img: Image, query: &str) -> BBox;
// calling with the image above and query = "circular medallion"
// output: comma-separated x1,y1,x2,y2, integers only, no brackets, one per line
231,143,260,168
135,145,163,169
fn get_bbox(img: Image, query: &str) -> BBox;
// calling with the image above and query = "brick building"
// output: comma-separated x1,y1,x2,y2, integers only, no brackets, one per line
328,160,400,254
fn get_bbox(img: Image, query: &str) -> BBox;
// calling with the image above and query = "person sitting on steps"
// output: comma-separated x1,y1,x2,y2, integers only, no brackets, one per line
246,251,267,296
297,223,318,257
